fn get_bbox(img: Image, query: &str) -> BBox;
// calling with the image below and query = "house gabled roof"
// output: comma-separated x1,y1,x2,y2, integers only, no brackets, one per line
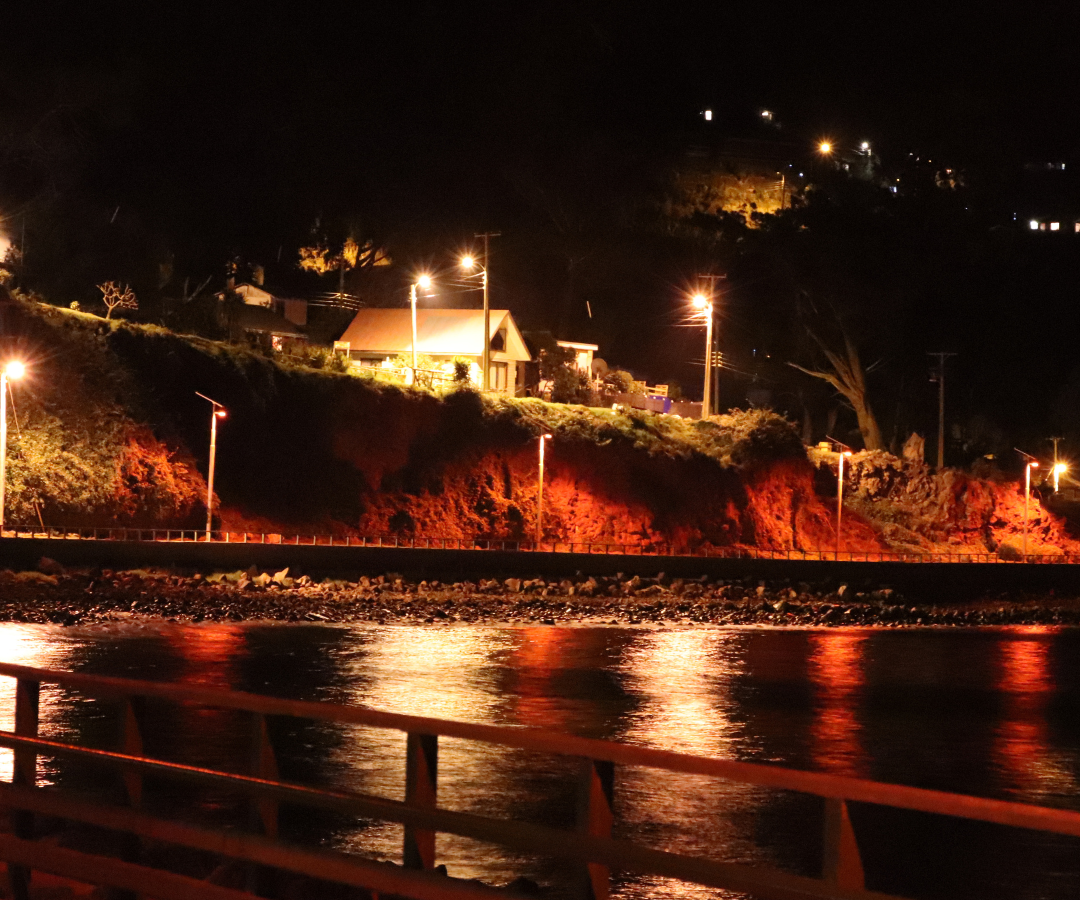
338,308,531,361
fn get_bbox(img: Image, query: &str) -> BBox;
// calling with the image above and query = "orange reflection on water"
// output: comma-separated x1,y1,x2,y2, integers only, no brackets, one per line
508,627,574,730
991,628,1072,797
165,624,246,689
621,630,736,757
0,625,72,782
808,632,868,778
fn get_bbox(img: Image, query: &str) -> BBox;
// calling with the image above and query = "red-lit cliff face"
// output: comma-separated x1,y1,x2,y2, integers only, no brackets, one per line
223,412,886,553
839,451,1080,555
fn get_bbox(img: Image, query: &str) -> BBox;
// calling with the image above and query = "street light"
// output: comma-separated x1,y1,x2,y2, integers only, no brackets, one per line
461,254,492,391
196,392,226,541
1054,462,1068,493
410,274,433,381
0,361,26,535
818,141,833,155
836,449,852,559
692,293,714,418
1024,460,1039,558
536,434,552,545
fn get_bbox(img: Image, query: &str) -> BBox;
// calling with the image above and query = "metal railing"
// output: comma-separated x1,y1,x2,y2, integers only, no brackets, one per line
4,525,1080,564
1,662,1080,899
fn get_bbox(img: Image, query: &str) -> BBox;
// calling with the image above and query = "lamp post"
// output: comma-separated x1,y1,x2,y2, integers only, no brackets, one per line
0,362,26,535
1024,460,1039,558
196,392,227,540
692,293,714,418
836,449,852,559
410,275,432,382
461,255,491,391
536,434,551,545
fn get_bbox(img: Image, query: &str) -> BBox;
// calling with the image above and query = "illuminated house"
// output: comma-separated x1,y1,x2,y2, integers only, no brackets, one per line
337,308,531,394
214,281,309,347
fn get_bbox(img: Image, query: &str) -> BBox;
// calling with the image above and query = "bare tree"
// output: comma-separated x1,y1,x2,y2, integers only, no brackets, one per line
789,323,884,451
97,281,137,319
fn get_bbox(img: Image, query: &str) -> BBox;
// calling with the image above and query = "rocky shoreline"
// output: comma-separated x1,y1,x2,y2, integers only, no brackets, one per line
2,562,1080,628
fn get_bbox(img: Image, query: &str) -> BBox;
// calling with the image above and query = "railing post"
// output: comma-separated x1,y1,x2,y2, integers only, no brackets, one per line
576,758,614,900
112,698,145,900
8,679,40,900
247,713,280,896
403,732,438,870
823,797,864,891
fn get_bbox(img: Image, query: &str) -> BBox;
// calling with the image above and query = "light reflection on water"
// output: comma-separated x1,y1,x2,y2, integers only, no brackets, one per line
0,623,1078,898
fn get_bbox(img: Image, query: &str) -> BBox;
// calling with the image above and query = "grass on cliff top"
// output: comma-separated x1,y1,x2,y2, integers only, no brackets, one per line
21,297,807,470
490,397,805,467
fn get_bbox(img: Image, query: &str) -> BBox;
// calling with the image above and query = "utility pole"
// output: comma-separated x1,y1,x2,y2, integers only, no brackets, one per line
697,274,726,417
475,232,500,392
928,352,957,470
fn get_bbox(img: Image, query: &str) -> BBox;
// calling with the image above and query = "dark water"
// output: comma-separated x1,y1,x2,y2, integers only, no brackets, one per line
1,622,1079,899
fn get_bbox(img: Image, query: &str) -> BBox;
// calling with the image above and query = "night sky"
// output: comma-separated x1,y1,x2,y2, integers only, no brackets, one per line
4,3,1080,454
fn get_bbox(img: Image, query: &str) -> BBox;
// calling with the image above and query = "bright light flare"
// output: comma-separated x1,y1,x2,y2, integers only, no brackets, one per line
215,409,227,419
4,362,25,380
1054,463,1068,475
818,141,833,155
860,141,870,152
691,294,709,311
416,275,432,290
460,255,475,270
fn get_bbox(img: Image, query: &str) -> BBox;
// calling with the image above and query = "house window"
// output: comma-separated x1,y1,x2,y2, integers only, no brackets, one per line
1030,220,1040,230
490,328,506,353
1051,222,1060,231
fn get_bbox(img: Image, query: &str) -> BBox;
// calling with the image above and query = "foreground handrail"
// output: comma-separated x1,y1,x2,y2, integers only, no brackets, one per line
0,662,1078,900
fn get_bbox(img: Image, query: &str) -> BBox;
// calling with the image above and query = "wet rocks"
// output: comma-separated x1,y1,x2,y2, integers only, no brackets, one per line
0,566,1076,630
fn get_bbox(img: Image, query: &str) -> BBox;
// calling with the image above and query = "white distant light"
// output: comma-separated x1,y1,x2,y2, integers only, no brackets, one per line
1051,222,1060,231
860,141,870,151
703,109,712,121
1029,220,1039,230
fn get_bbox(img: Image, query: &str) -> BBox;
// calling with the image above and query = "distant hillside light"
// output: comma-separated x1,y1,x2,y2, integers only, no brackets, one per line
417,274,432,290
818,141,832,155
703,109,712,121
461,255,475,270
860,141,870,152
1030,220,1039,230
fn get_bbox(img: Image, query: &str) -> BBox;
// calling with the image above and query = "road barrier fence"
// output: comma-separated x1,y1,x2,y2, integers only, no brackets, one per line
2,525,1078,564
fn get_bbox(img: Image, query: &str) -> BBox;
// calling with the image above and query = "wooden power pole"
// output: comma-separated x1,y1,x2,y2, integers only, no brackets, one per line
928,352,957,470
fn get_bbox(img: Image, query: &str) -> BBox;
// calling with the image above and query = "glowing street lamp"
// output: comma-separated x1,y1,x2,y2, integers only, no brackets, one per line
410,274,433,380
692,293,714,418
0,361,26,535
836,448,852,559
536,434,552,545
196,392,226,540
460,254,492,391
818,141,833,155
1054,462,1068,493
1024,460,1039,558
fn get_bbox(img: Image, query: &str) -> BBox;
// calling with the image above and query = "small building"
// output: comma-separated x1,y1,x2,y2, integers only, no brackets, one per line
215,281,309,348
556,340,599,375
337,308,532,394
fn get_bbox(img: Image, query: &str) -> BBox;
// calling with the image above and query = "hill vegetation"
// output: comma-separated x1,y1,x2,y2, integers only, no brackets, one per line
0,295,1072,555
